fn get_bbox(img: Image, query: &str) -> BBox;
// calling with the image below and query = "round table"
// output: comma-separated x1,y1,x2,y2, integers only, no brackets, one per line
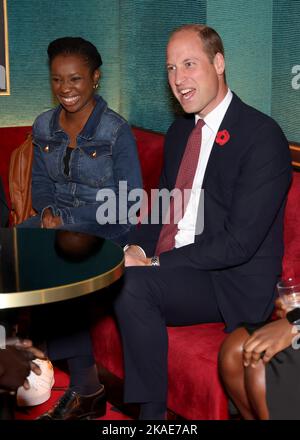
0,228,124,309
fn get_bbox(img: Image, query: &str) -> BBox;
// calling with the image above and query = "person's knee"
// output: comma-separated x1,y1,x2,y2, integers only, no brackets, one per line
245,360,266,392
218,327,248,379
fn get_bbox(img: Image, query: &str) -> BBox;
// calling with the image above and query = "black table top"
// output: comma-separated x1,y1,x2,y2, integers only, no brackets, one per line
0,228,124,309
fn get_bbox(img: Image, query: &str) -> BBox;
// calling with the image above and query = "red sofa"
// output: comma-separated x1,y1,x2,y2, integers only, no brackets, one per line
1,125,300,419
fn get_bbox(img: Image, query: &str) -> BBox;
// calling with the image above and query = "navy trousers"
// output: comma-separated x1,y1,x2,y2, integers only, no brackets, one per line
31,296,95,361
114,266,223,404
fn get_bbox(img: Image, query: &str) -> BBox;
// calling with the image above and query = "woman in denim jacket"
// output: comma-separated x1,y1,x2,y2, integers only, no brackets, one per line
21,37,142,247
22,37,142,420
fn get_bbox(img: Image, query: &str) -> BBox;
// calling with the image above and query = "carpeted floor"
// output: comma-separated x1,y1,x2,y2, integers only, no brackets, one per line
15,367,132,421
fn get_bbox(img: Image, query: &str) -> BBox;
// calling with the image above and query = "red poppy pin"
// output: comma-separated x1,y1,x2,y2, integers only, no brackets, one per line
215,129,230,146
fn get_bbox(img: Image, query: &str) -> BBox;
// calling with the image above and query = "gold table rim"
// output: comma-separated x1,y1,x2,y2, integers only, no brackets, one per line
0,258,124,309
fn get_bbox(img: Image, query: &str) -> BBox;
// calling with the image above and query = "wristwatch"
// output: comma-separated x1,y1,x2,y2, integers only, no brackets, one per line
150,256,160,266
286,307,300,327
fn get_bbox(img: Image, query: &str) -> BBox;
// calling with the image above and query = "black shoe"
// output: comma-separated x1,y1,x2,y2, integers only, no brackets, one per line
37,385,106,420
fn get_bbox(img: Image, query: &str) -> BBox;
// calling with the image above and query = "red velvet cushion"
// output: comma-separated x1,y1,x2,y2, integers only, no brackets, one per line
282,173,300,279
91,316,228,420
132,127,164,197
167,324,228,420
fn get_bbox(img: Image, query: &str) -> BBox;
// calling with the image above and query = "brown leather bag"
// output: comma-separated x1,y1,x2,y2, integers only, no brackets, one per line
9,133,36,225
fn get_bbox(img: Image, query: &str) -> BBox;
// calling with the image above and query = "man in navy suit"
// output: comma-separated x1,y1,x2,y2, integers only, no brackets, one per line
114,24,292,419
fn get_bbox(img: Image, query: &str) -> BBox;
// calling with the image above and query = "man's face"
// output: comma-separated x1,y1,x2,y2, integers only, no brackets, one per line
166,30,225,116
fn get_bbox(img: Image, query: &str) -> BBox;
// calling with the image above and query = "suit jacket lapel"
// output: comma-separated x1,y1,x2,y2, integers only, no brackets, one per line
202,93,241,188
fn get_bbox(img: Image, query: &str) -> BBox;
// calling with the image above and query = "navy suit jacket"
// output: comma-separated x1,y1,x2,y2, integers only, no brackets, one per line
130,93,292,331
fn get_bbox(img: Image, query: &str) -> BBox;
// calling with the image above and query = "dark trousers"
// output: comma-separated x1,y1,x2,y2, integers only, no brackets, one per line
114,266,223,404
31,296,94,361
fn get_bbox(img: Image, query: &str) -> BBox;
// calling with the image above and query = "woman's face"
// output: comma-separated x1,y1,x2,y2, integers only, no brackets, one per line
50,54,100,115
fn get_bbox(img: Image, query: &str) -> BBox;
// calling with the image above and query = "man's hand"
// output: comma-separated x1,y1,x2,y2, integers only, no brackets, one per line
242,319,294,368
42,208,62,229
0,345,44,391
124,245,151,267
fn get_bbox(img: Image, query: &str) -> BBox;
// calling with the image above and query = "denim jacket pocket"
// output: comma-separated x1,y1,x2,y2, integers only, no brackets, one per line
34,140,62,180
79,143,113,188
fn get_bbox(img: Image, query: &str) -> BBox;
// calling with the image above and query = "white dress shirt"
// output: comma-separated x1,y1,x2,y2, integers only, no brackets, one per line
175,89,233,248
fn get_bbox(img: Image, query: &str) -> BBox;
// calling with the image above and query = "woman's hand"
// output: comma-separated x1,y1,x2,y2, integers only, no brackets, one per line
42,208,62,229
243,319,295,368
275,296,288,319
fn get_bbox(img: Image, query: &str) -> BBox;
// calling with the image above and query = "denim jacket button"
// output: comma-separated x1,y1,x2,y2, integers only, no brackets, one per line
44,145,49,152
91,150,97,158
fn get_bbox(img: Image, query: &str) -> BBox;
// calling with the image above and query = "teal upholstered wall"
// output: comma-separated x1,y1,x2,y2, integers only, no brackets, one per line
207,0,300,142
118,0,206,132
1,0,300,141
272,0,300,142
207,0,273,116
1,0,120,127
1,0,206,131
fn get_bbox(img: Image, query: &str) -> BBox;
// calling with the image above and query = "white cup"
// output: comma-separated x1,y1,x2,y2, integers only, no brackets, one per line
277,278,300,310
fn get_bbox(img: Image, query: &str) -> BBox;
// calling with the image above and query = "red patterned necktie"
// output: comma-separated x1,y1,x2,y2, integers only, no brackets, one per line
155,119,205,256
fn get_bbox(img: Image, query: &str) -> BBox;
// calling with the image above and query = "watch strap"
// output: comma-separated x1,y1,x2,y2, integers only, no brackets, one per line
150,256,160,266
286,307,300,324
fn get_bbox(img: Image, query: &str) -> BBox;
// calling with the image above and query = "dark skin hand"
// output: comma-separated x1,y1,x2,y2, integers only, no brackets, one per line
243,318,295,368
0,339,45,391
243,298,300,368
41,208,62,229
275,297,287,319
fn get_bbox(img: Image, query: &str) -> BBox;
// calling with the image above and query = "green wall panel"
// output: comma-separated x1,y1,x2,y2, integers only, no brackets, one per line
272,0,300,142
119,0,206,132
1,0,120,127
1,0,206,131
207,0,273,116
1,0,300,142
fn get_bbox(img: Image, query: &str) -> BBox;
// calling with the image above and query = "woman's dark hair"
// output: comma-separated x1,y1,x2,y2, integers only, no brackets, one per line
47,37,102,72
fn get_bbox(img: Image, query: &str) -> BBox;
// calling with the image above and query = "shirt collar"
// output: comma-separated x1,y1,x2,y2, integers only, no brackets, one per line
195,88,233,133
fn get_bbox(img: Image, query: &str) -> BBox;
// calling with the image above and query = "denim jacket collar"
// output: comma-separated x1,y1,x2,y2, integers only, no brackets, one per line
49,95,108,140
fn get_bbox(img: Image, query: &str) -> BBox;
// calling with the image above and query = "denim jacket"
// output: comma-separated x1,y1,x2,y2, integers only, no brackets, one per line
31,95,142,241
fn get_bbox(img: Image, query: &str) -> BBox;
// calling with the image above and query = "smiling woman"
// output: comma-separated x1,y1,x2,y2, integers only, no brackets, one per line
16,36,142,421
0,0,10,95
18,36,142,245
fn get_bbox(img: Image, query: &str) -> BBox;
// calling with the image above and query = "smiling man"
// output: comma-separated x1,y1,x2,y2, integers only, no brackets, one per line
167,27,226,116
114,24,292,420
